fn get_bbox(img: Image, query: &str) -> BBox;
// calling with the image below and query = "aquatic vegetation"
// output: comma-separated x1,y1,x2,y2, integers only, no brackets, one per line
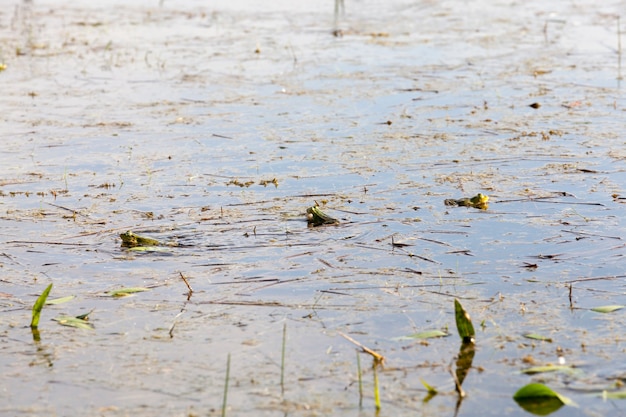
454,299,475,344
107,287,150,297
513,383,575,415
30,283,53,329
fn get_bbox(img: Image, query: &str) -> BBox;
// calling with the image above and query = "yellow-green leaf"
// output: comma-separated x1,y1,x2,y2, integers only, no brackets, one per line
53,315,94,330
420,378,438,395
108,287,150,297
602,390,626,400
127,246,168,252
590,305,624,313
523,333,553,342
401,330,450,340
521,365,575,375
46,295,75,305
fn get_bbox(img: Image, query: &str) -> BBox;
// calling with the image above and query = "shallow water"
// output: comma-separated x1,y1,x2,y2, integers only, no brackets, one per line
1,0,625,416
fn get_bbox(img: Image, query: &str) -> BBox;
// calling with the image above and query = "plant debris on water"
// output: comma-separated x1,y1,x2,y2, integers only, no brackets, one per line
1,0,625,416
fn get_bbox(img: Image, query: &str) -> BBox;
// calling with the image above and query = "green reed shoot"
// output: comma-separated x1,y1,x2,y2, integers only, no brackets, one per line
454,299,475,344
373,359,381,411
221,353,230,417
281,322,287,396
356,351,363,407
31,283,52,329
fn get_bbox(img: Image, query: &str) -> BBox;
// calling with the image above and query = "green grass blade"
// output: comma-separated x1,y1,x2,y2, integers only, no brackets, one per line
602,390,626,400
420,378,438,395
281,323,287,396
52,315,94,330
30,283,53,329
108,287,150,297
373,360,381,411
395,329,450,340
222,353,231,417
454,299,475,343
521,365,574,375
356,351,363,407
46,295,75,305
590,305,624,313
523,333,553,342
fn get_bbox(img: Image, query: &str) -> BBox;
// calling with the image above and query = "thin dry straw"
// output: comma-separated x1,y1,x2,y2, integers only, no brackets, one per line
618,16,623,81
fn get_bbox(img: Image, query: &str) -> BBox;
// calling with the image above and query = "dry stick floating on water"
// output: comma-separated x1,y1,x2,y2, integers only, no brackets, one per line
338,331,385,364
46,202,94,220
564,274,626,284
568,283,574,309
179,272,193,299
168,310,185,339
169,272,194,337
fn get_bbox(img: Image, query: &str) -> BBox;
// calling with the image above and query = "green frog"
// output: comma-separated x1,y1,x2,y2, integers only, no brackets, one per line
444,193,489,209
306,205,339,226
120,231,161,247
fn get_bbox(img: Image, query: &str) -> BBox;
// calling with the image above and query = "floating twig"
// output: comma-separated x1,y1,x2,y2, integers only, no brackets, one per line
179,272,193,299
568,283,573,310
338,331,385,364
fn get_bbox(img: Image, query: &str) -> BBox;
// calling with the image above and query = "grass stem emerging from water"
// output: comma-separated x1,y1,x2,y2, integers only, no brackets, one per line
221,353,230,417
281,323,287,396
31,283,53,329
356,351,363,408
373,359,381,411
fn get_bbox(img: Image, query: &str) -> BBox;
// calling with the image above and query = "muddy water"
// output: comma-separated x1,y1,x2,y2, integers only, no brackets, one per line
1,0,625,416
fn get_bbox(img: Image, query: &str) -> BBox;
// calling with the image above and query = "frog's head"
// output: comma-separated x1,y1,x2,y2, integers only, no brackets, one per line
474,193,489,204
120,231,138,244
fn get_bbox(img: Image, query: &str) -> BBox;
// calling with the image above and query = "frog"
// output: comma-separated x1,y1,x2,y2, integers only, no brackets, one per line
119,231,161,247
306,205,339,226
444,193,489,209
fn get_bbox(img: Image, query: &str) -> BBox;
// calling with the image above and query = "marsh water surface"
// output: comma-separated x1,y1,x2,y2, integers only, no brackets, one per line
1,0,625,416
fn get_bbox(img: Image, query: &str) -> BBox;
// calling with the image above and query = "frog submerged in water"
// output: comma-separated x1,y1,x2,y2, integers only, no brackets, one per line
306,205,339,226
119,231,161,247
444,193,489,210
